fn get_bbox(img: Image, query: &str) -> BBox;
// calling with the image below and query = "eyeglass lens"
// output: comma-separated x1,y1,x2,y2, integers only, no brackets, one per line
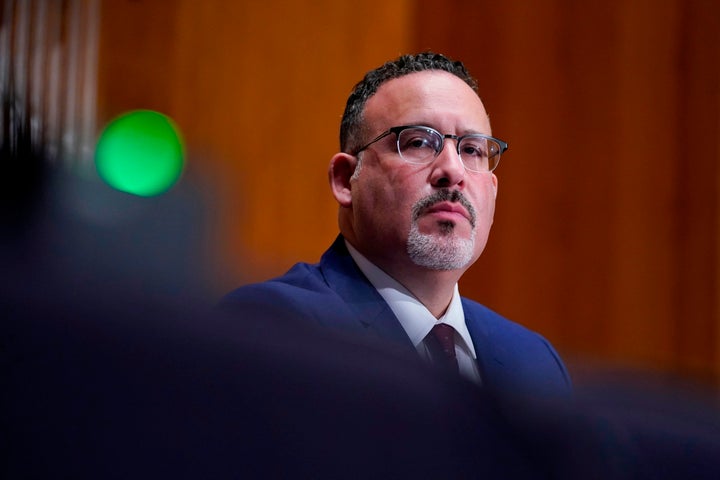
397,127,501,172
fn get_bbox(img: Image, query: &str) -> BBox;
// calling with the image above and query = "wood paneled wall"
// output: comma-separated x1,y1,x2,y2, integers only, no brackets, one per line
97,0,720,379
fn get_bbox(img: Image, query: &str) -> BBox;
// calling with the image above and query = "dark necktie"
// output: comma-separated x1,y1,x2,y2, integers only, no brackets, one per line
426,323,459,374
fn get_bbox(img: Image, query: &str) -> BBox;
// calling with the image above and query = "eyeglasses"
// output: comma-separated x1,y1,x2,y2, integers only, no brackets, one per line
352,125,508,173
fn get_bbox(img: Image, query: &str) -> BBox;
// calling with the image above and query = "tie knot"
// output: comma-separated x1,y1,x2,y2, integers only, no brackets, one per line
427,323,458,374
430,323,456,357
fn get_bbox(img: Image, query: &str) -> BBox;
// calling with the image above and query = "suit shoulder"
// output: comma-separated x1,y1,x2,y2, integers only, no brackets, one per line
223,261,327,299
462,298,556,346
461,297,537,336
217,261,347,324
461,297,572,394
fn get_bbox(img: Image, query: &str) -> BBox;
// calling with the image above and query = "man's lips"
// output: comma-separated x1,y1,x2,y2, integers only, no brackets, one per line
423,201,471,222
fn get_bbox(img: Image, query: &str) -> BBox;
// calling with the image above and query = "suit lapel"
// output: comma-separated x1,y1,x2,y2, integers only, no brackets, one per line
319,236,415,349
463,299,504,389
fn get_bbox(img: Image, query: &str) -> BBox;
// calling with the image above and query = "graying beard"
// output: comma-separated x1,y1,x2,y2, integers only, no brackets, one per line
406,223,475,270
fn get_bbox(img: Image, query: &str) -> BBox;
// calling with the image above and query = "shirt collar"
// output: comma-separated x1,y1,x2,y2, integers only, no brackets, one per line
345,240,477,359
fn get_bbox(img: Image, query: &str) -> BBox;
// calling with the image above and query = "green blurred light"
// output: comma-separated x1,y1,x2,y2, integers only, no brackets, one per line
95,110,185,197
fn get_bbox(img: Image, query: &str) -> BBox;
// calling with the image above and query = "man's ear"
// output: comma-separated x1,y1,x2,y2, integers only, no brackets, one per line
491,173,498,199
328,152,357,207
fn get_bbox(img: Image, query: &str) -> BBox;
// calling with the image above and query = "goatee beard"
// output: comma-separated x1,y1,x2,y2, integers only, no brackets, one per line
406,189,476,270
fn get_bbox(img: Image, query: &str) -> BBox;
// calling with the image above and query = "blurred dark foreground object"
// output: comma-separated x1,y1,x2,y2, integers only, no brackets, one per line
2,288,557,479
10,283,720,479
572,367,720,480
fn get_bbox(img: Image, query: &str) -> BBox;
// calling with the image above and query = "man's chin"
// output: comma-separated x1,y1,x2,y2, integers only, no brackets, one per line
406,227,476,271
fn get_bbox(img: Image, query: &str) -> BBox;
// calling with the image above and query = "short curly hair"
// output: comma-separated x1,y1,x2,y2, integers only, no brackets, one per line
339,52,478,153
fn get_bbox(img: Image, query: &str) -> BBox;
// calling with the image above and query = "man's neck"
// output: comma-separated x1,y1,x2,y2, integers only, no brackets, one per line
387,265,461,318
345,240,463,318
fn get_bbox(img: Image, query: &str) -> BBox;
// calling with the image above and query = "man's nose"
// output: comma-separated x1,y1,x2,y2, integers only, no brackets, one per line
429,139,465,188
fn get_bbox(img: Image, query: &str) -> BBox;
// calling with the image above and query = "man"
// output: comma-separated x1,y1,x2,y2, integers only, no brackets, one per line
221,52,571,402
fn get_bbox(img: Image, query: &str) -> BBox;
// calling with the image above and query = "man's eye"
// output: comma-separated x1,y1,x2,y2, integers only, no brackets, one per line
461,141,487,157
403,136,435,150
462,146,483,157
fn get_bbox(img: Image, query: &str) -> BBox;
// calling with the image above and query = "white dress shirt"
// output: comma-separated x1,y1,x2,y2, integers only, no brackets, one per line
345,241,482,384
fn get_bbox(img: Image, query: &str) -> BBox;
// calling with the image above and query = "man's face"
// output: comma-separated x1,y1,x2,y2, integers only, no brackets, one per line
347,70,498,275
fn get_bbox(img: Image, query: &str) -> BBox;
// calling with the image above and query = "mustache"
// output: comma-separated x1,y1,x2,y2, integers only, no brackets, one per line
411,189,477,228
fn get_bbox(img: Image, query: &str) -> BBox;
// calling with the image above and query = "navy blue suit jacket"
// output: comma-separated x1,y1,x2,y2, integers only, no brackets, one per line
221,235,572,402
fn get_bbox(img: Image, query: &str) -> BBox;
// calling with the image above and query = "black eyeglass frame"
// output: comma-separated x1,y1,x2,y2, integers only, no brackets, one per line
351,125,509,172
